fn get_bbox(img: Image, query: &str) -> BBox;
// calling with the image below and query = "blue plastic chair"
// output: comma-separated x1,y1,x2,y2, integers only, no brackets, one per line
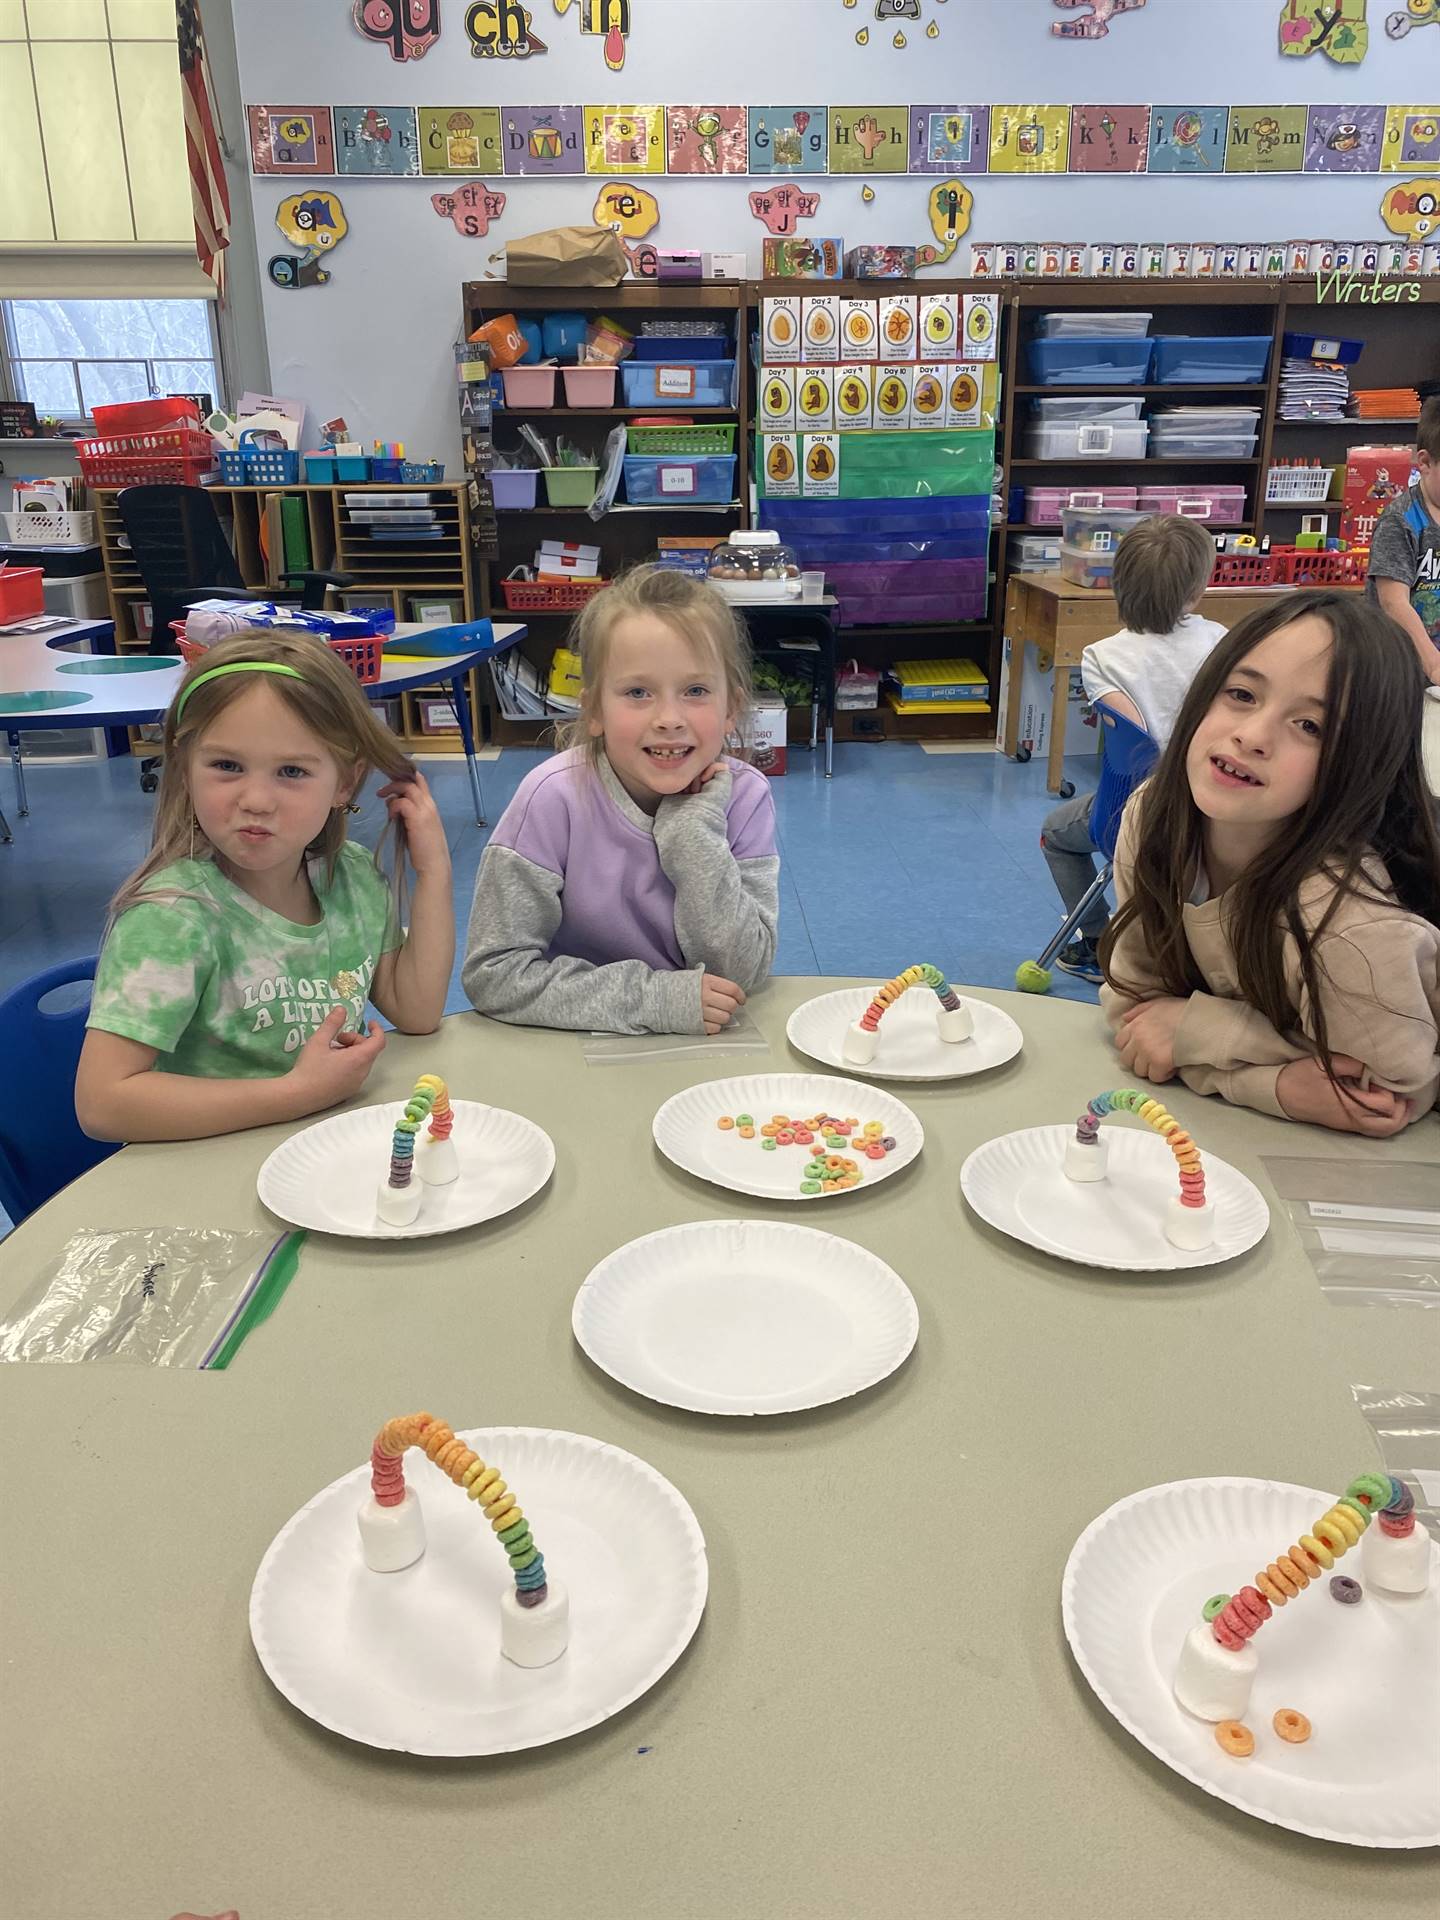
1016,704,1161,992
0,957,120,1225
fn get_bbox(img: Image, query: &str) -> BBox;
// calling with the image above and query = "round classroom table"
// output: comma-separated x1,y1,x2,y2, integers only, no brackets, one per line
3,979,1437,1918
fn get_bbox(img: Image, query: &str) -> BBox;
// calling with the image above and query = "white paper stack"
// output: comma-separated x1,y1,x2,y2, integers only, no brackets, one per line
1279,356,1350,422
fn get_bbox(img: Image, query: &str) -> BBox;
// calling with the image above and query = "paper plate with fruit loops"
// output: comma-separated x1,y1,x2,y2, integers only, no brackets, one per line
786,974,1023,1082
1062,1477,1440,1847
651,1073,922,1202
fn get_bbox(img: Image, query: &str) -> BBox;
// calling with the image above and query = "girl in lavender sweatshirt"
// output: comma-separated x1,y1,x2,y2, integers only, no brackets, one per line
463,567,779,1035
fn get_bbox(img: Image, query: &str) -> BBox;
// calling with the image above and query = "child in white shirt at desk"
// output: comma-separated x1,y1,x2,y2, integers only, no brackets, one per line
1039,514,1225,984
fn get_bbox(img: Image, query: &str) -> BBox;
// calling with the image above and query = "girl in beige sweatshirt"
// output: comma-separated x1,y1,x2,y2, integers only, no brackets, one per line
1099,591,1440,1135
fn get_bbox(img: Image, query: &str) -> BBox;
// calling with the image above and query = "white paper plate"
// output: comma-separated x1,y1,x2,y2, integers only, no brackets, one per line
257,1098,555,1239
960,1124,1269,1271
786,985,1023,1081
1063,1477,1440,1847
250,1427,708,1756
573,1220,918,1415
652,1073,922,1203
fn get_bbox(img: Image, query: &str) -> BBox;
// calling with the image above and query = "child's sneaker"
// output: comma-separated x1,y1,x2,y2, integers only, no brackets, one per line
1056,936,1104,984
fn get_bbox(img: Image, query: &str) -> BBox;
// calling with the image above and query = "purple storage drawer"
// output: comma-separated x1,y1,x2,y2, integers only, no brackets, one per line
828,558,987,627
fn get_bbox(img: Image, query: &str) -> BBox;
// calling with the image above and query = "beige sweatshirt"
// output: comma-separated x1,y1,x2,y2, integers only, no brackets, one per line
1100,797,1440,1124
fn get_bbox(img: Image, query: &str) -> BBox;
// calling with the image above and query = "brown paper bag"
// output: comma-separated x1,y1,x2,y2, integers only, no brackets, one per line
499,225,627,287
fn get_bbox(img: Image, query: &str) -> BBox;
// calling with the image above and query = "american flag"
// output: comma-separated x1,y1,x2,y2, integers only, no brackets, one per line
176,0,231,289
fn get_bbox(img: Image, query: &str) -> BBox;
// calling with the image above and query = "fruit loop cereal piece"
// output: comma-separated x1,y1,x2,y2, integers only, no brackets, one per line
859,964,965,1029
1209,1475,1385,1650
371,1411,550,1608
385,1075,451,1193
1377,1473,1417,1539
1329,1575,1363,1604
1215,1720,1254,1758
1076,1088,1208,1211
717,1117,735,1131
417,1074,453,1142
1273,1709,1311,1744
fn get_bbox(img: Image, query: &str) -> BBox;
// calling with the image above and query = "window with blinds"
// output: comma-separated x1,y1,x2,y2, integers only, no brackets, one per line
0,0,192,248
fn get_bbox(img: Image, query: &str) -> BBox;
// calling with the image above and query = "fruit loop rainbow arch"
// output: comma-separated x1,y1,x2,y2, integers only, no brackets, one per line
370,1412,549,1607
387,1074,452,1194
1203,1473,1392,1649
1075,1088,1206,1209
859,963,964,1031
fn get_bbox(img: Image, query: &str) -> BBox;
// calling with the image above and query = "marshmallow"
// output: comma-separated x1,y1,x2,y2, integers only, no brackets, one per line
357,1486,427,1572
1063,1133,1109,1183
419,1135,460,1186
377,1179,422,1227
936,1002,974,1044
842,1021,878,1066
500,1577,570,1668
1361,1520,1433,1596
1173,1619,1257,1722
1165,1196,1216,1252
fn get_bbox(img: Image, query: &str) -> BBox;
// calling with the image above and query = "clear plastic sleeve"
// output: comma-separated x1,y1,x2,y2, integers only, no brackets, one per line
1260,1156,1440,1307
1350,1385,1440,1542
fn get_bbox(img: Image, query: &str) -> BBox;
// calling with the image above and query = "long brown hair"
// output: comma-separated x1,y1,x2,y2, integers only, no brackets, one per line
1099,591,1440,1075
557,564,754,767
109,630,416,923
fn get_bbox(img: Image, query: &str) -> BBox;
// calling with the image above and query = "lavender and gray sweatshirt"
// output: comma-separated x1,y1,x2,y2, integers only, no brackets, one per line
462,749,779,1034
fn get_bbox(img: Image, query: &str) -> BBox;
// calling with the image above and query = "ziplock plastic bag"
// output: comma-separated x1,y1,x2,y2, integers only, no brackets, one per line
0,1228,304,1368
584,1005,770,1065
1351,1386,1440,1542
1261,1157,1440,1306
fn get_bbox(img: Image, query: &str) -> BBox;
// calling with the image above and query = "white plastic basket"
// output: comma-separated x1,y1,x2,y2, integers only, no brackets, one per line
1,509,97,545
1264,466,1336,504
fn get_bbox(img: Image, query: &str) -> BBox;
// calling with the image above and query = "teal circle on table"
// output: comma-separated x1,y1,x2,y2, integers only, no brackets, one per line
0,689,95,711
55,655,180,675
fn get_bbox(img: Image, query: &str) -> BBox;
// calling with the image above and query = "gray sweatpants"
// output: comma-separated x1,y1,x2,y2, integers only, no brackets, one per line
1039,790,1109,940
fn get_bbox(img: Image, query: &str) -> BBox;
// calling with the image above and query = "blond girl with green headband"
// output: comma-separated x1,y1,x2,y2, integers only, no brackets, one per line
76,632,454,1143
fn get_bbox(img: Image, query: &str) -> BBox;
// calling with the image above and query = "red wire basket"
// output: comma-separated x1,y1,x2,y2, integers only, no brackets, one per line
76,426,217,487
499,577,609,613
1209,551,1284,588
1277,547,1370,587
175,626,383,686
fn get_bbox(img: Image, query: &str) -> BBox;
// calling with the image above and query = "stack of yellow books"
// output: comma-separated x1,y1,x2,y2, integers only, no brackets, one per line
884,656,991,715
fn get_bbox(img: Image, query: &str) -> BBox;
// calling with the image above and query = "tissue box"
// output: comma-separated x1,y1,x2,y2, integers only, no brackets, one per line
763,237,843,280
704,250,747,280
745,697,788,776
656,249,703,283
845,245,918,280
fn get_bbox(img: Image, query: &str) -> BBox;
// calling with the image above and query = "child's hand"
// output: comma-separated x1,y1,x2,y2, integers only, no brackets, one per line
700,972,745,1034
288,1006,387,1112
684,760,728,797
1276,1055,1413,1137
377,770,450,878
1115,996,1188,1082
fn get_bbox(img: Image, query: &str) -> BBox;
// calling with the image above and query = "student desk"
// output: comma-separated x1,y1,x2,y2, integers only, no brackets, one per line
1001,574,1317,796
0,619,527,832
3,978,1435,1919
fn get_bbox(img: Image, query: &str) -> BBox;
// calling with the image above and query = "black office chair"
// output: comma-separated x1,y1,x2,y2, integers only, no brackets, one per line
116,484,354,790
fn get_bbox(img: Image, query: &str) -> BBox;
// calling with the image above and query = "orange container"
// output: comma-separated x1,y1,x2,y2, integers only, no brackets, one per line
0,566,45,624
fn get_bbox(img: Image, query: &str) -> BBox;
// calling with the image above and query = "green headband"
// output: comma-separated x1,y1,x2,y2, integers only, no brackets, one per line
175,660,304,722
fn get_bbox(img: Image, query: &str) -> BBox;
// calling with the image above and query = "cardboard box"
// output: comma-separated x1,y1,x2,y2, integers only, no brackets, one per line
746,697,788,776
801,433,840,497
761,434,800,498
874,364,912,430
918,291,960,359
877,293,918,362
1341,444,1416,548
995,638,1101,762
800,294,841,362
796,365,835,431
911,364,947,426
834,364,873,429
762,296,801,364
762,236,843,279
845,245,917,279
758,365,797,431
839,298,878,357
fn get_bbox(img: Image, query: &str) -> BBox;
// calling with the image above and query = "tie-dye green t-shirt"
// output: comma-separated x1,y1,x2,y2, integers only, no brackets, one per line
88,845,402,1079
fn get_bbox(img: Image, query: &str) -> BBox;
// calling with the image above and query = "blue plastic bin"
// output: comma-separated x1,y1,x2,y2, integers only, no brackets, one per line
1282,330,1362,365
304,453,371,483
623,454,737,505
1024,338,1154,387
620,360,735,409
370,458,405,483
1150,336,1272,384
632,336,732,361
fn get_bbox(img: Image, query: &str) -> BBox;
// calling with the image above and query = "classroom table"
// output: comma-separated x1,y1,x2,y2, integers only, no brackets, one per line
1000,574,1338,796
0,618,527,829
743,593,839,777
3,979,1436,1918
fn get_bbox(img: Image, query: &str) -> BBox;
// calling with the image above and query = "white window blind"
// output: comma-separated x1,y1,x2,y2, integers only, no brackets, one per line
0,0,210,295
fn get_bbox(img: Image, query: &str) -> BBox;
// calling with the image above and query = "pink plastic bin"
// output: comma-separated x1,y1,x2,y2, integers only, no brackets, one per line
1023,486,1138,528
1136,485,1247,528
562,365,617,407
500,365,557,408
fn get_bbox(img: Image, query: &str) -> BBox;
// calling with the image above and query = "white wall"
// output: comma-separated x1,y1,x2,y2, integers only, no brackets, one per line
227,0,1416,467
